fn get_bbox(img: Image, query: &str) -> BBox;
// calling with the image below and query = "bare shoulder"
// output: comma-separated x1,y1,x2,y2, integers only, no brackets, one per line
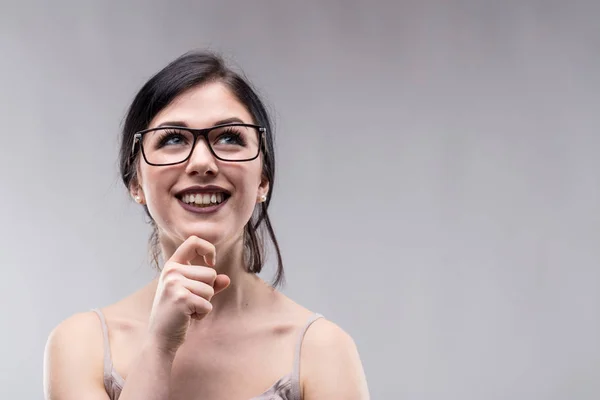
44,311,109,400
302,319,360,365
300,318,370,400
45,311,104,371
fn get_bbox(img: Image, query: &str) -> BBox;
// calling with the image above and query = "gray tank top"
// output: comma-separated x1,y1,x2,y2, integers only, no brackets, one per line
92,309,323,400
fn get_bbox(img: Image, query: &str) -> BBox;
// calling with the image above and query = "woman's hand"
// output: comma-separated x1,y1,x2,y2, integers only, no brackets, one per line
147,235,230,355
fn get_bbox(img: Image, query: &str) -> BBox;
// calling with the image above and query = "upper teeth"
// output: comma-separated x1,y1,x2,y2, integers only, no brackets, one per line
182,193,225,205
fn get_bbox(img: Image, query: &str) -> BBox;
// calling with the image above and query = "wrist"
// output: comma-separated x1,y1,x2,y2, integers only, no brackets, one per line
142,336,178,364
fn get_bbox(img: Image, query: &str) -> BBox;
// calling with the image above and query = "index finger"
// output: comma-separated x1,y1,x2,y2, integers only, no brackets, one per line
170,235,216,266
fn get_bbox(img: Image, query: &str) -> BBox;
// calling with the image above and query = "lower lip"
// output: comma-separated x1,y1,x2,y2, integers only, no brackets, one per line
177,196,229,214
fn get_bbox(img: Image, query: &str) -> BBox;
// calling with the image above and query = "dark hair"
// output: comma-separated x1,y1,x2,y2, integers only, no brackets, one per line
118,51,284,287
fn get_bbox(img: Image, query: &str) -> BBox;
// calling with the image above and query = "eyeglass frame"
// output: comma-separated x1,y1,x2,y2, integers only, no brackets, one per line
131,123,268,166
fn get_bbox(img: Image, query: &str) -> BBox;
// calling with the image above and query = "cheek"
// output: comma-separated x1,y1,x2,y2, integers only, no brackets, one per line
233,163,262,190
228,165,262,209
140,166,180,203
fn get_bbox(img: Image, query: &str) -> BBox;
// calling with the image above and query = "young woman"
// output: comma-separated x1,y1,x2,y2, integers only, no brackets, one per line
44,51,369,400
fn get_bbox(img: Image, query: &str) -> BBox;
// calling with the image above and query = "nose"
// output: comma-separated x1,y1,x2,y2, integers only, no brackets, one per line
184,137,219,176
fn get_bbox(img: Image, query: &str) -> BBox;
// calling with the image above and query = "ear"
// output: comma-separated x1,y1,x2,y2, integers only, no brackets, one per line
129,179,146,205
257,176,270,203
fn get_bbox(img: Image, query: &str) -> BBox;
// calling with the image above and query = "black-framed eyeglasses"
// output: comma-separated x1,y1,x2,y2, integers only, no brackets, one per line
131,123,267,166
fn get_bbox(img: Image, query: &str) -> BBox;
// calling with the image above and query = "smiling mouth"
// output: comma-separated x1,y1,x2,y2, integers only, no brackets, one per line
177,192,231,208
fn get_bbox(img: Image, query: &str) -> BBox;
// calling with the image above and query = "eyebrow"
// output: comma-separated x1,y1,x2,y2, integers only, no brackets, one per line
156,117,245,128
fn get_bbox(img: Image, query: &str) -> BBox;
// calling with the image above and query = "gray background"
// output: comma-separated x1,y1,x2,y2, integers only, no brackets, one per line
1,1,599,399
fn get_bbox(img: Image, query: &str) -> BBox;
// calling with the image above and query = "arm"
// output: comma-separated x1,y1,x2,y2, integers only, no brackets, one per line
301,320,370,400
43,312,111,400
115,339,175,400
44,311,176,400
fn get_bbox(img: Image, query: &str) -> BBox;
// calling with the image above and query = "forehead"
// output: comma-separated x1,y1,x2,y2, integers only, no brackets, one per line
148,82,253,129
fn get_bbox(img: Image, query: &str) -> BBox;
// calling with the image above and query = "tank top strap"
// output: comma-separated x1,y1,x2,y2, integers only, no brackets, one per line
290,313,324,399
91,308,115,387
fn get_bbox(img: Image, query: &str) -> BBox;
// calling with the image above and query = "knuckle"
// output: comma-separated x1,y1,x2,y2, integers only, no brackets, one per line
162,262,180,277
172,288,189,304
162,274,181,290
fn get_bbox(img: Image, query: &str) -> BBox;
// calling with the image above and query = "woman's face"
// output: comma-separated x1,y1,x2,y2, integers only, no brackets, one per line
133,82,269,250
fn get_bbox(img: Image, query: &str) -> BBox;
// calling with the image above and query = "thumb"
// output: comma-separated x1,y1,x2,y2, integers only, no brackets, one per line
213,274,231,295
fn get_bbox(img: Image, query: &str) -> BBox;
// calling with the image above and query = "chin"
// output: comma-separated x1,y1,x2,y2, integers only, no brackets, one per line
178,228,223,245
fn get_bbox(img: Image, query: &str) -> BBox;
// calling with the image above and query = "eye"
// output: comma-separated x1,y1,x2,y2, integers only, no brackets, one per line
156,130,190,148
214,128,247,146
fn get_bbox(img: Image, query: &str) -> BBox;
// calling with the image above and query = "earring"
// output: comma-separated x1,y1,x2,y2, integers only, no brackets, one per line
134,195,142,203
259,194,267,203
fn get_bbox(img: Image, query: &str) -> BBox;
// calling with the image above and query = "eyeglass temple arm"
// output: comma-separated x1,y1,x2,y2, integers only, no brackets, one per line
131,133,142,155
259,128,268,155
